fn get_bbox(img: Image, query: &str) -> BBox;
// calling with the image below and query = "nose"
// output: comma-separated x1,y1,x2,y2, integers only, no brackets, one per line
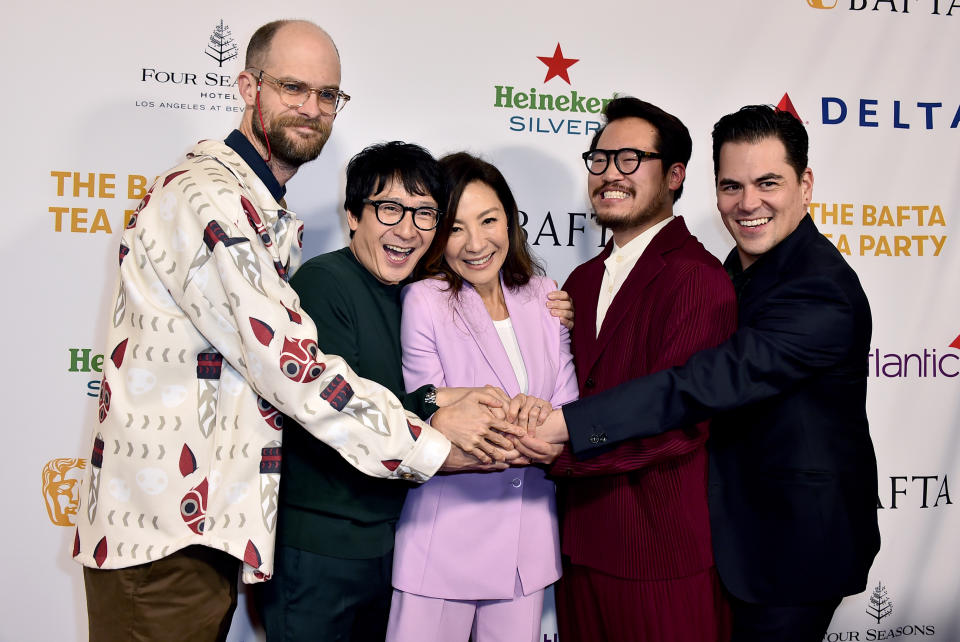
599,158,624,181
296,90,325,119
740,185,762,212
393,211,418,240
464,227,484,253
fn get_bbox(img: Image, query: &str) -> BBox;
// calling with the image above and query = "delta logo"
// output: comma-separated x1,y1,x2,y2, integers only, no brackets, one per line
778,90,960,130
807,0,958,15
136,19,244,114
494,43,615,136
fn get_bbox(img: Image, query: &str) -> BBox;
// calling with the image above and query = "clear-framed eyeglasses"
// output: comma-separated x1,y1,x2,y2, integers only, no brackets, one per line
582,148,663,175
248,68,350,115
363,199,443,231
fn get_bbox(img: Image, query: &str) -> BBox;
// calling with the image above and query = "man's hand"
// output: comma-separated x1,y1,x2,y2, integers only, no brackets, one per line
432,389,525,464
514,435,564,465
440,444,509,472
546,289,575,331
529,407,569,444
505,394,552,432
436,385,510,412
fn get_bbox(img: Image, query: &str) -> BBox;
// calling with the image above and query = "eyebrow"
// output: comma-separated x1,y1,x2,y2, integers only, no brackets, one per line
756,172,785,182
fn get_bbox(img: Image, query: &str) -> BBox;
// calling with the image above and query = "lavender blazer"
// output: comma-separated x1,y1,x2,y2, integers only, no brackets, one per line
392,274,578,600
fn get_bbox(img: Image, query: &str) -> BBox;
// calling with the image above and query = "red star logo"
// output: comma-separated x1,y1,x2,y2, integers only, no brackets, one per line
776,93,802,122
537,43,579,85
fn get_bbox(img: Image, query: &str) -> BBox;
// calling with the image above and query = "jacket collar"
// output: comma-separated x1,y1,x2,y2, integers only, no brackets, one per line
576,216,693,374
448,275,548,399
724,213,818,301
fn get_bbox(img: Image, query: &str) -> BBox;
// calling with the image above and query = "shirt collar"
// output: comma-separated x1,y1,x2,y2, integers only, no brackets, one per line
224,129,286,202
604,215,675,271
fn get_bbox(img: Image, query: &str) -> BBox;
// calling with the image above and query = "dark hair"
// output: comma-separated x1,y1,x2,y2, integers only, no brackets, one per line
417,152,543,295
711,105,809,181
589,96,692,202
343,142,444,237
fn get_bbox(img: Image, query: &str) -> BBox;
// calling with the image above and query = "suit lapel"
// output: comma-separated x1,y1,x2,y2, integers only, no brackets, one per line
451,277,523,397
591,217,689,368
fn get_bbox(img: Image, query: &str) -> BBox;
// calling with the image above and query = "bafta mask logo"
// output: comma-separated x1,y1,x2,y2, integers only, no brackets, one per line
42,458,87,527
807,0,839,8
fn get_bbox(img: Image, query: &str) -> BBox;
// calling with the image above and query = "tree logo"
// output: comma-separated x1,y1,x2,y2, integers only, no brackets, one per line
866,582,894,623
205,20,238,67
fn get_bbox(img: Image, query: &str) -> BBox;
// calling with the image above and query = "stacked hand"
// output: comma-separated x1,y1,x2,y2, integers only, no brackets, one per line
433,386,525,467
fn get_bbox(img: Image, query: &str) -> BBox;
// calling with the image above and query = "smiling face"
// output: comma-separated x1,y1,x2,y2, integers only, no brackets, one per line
239,22,341,167
716,136,813,268
348,178,437,285
443,181,510,295
588,117,681,245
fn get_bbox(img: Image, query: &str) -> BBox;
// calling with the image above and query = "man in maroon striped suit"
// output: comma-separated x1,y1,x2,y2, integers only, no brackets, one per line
549,97,737,641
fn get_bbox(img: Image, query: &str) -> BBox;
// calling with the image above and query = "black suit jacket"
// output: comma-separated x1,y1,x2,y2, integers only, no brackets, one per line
563,215,880,603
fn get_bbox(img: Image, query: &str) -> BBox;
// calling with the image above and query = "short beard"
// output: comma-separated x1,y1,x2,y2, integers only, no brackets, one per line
253,113,331,167
593,178,670,232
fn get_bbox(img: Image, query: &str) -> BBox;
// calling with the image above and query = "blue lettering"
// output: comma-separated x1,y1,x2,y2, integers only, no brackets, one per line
917,101,942,129
893,100,909,129
859,99,879,127
567,119,582,135
509,115,524,132
822,97,847,124
87,379,101,398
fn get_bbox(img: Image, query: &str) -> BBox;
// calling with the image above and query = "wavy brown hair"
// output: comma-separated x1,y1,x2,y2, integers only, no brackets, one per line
416,152,543,296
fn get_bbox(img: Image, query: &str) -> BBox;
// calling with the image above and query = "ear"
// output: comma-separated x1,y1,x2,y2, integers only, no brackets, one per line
237,70,259,109
667,163,686,192
800,167,814,208
346,210,360,233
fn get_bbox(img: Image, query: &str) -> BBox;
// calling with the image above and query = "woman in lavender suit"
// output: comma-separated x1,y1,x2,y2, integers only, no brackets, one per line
386,153,578,642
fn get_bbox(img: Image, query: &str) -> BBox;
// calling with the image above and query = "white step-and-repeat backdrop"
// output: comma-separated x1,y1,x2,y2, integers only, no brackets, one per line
4,1,958,640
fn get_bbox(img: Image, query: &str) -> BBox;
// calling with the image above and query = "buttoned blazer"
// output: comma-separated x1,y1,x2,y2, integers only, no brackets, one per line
564,215,881,603
551,216,737,579
392,274,578,600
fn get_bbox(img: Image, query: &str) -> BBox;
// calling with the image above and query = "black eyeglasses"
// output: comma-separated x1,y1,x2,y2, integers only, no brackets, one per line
582,148,663,175
247,68,350,115
363,199,443,231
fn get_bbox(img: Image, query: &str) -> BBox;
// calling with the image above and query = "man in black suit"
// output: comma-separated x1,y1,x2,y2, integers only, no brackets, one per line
524,105,880,641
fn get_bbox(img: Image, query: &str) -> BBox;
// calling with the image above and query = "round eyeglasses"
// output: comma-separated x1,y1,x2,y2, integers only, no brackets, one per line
363,199,443,231
248,68,350,115
582,148,663,175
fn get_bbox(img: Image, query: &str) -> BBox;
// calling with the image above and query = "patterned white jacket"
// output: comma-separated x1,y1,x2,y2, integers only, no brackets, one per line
73,139,450,583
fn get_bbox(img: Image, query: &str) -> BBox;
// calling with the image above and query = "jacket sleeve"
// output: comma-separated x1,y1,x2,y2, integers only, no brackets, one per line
552,264,736,476
564,267,863,458
291,262,436,421
135,166,450,480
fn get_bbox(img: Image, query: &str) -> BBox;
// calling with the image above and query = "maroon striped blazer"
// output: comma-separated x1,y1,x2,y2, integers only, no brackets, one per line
551,216,737,579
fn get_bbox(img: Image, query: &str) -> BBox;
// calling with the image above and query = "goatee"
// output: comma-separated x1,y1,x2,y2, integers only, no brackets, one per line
253,115,331,167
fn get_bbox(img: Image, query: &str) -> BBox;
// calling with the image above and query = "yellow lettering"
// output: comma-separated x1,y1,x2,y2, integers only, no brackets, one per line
98,174,116,198
894,235,911,256
875,235,892,256
49,206,69,231
862,204,877,225
51,171,71,196
127,174,147,200
929,206,945,226
70,208,88,233
836,234,851,255
73,173,95,198
896,205,911,226
860,234,875,255
912,205,929,225
89,209,112,234
932,235,947,256
877,206,894,226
